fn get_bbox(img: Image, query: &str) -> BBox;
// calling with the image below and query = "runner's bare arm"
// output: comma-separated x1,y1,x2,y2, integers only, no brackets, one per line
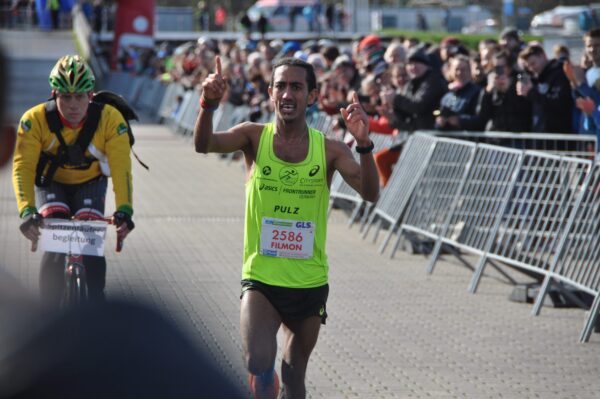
194,55,251,154
332,92,379,202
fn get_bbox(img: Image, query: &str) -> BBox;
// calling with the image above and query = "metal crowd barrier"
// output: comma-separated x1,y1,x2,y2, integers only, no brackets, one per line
424,144,524,276
466,153,592,292
362,134,437,253
158,83,186,123
414,130,597,160
531,162,600,343
173,90,200,135
73,5,110,81
328,133,395,226
306,111,337,138
1,6,37,30
388,138,477,259
356,133,599,341
136,79,167,116
101,72,131,96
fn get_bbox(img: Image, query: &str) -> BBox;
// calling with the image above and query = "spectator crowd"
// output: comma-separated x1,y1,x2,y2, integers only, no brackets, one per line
115,27,600,186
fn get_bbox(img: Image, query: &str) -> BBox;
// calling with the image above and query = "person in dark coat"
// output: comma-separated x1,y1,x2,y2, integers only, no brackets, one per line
435,54,485,131
517,44,574,134
382,45,448,132
478,50,532,132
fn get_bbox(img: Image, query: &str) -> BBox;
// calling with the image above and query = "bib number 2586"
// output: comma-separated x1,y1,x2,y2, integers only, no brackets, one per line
260,217,315,259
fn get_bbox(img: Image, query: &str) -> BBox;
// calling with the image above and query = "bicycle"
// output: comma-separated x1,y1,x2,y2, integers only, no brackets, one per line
35,215,123,308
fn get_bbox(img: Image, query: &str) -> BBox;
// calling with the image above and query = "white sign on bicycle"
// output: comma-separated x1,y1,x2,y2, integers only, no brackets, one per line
39,219,108,257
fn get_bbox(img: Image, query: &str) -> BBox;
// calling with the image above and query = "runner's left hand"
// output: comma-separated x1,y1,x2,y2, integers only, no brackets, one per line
340,92,370,146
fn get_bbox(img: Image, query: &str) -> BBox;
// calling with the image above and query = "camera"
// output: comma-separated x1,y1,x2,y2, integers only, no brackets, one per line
517,73,530,84
433,108,455,118
357,94,371,104
494,65,504,75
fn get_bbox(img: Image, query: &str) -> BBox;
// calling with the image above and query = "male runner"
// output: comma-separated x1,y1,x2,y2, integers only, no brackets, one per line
194,56,379,399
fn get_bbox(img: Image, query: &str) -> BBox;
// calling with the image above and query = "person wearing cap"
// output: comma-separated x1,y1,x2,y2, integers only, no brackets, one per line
372,45,446,188
381,45,448,133
357,35,383,73
439,37,461,63
517,44,574,134
358,34,380,52
279,41,301,59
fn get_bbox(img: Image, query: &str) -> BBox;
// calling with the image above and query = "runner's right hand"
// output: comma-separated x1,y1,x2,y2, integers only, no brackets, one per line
19,213,42,251
201,55,227,102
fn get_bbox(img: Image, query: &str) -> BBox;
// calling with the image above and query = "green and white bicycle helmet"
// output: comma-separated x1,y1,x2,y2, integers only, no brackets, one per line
48,55,95,93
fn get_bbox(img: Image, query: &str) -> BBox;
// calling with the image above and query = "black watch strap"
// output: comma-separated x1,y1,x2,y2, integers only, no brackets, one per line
355,140,374,154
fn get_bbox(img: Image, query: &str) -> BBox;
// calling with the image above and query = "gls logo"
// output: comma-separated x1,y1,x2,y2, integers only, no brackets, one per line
309,165,320,177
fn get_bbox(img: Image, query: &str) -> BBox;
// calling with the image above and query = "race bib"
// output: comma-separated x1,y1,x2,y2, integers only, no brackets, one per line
260,217,315,259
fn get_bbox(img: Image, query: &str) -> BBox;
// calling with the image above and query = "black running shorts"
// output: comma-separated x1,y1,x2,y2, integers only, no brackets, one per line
241,279,329,325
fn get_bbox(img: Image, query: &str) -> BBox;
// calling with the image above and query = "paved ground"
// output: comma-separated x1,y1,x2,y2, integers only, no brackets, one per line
1,28,600,399
2,124,600,398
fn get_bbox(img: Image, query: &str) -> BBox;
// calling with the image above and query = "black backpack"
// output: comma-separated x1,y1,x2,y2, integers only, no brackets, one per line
35,91,148,187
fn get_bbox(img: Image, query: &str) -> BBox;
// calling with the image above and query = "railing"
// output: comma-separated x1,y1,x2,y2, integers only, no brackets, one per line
403,130,597,160
0,6,38,30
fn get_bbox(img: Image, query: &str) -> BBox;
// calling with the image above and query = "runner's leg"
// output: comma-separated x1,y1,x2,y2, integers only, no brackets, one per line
241,290,282,397
279,316,321,399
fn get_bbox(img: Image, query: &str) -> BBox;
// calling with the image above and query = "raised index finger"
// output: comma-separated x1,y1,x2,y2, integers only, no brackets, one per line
352,90,359,104
215,55,222,76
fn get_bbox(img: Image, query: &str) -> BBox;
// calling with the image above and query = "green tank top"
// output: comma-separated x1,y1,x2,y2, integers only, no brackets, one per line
242,123,329,288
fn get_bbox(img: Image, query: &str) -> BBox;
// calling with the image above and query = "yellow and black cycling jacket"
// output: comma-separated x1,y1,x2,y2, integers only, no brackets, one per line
12,102,133,218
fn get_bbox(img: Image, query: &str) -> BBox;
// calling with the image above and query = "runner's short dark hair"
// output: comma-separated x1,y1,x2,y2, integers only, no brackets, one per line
270,58,317,92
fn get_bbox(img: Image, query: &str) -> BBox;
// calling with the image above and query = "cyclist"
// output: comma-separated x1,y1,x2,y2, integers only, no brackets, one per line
12,55,135,306
194,56,379,398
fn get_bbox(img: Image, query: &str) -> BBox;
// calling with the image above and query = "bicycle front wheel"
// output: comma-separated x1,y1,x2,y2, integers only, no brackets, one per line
63,263,88,308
